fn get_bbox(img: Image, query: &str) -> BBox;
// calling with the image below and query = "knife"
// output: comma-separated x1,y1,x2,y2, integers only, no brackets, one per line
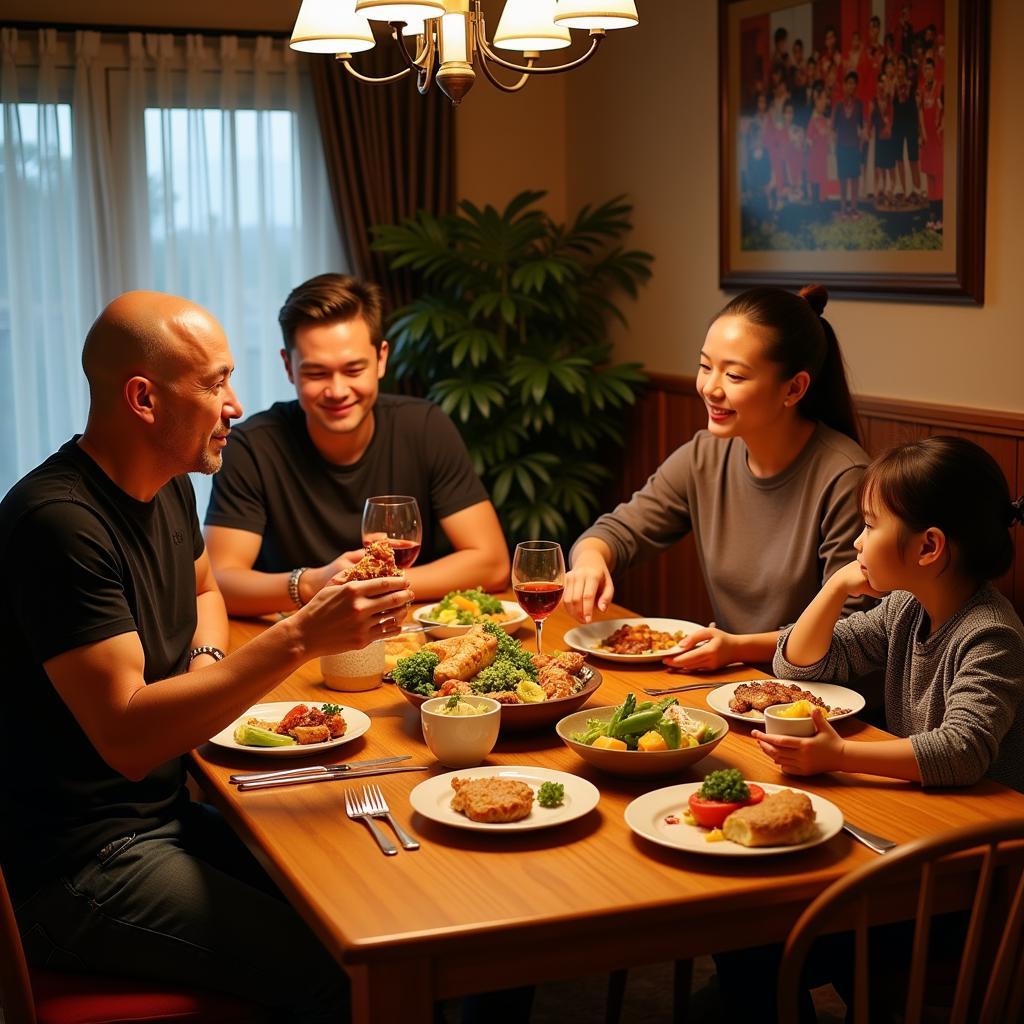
236,763,430,792
229,755,410,785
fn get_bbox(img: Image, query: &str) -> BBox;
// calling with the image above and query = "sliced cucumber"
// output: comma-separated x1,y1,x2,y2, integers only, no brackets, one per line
234,724,296,747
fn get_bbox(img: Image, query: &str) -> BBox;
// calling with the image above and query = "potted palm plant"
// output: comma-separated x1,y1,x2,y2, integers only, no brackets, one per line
372,190,652,543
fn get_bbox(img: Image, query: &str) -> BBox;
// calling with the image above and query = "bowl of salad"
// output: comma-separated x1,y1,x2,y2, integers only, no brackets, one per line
412,588,528,638
556,695,728,777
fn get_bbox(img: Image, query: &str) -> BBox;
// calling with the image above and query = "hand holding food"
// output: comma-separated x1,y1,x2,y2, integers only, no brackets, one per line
752,707,845,776
301,549,365,603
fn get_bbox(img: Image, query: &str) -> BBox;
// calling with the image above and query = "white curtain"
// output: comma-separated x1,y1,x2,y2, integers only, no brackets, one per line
0,28,346,507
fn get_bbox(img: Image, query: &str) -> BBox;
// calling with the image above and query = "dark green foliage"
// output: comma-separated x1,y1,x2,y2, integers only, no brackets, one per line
371,191,652,543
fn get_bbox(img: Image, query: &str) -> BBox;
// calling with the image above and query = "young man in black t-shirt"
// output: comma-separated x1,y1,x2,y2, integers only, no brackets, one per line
204,273,510,617
0,291,413,1021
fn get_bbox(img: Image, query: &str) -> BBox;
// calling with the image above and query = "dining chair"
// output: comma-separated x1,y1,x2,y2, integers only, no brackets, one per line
0,863,268,1024
606,958,693,1024
778,817,1024,1024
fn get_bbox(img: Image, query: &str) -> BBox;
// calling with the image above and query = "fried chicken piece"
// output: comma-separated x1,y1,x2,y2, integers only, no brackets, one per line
323,712,347,738
487,691,522,705
729,681,831,715
341,540,402,582
429,627,498,684
538,664,577,700
276,704,311,735
552,651,585,675
450,776,534,822
292,724,331,745
437,680,473,697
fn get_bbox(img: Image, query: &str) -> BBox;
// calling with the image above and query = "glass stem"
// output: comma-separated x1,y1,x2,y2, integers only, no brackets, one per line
535,618,543,655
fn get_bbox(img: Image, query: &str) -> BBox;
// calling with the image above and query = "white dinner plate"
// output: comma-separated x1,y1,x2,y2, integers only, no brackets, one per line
563,617,705,663
624,781,844,856
408,765,600,833
706,680,865,724
412,600,529,638
208,701,371,758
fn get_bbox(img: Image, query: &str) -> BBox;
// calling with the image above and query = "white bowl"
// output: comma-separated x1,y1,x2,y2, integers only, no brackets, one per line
763,702,818,738
555,705,728,778
420,696,502,768
412,599,529,639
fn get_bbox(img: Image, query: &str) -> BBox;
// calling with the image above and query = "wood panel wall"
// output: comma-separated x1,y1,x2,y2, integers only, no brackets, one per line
608,373,1024,622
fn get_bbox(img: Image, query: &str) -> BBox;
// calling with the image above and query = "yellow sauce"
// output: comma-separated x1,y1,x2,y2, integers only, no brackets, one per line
774,698,817,718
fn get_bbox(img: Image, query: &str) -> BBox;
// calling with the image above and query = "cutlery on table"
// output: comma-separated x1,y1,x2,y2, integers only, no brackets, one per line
643,682,735,696
362,784,420,851
229,755,409,785
345,788,398,855
843,822,898,854
236,763,429,792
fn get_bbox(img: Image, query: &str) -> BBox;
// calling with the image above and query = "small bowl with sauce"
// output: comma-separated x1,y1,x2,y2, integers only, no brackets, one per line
420,696,501,768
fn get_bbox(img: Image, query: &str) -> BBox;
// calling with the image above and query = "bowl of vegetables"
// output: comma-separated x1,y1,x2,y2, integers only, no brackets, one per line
391,622,602,732
412,589,528,638
555,695,728,777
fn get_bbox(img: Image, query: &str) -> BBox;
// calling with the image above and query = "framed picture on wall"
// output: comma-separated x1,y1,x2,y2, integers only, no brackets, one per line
718,0,989,303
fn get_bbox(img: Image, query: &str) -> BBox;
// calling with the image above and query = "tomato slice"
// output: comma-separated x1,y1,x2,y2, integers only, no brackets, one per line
687,783,765,829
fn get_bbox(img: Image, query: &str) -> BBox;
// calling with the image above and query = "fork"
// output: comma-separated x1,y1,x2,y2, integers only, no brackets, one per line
344,788,397,856
362,784,420,851
643,681,734,696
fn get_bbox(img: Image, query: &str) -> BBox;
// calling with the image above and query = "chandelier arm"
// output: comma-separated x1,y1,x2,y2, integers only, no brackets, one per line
389,22,434,70
473,14,605,76
336,56,413,84
476,53,533,93
416,53,436,94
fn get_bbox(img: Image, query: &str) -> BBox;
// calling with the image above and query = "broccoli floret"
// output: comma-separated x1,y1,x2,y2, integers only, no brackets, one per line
537,781,564,808
472,662,533,693
392,650,440,697
697,768,750,803
481,620,537,678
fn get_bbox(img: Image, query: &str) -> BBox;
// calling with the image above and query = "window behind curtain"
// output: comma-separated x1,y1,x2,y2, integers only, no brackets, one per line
0,30,346,507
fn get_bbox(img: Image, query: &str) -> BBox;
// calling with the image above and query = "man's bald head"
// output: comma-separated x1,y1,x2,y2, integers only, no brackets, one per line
82,291,222,405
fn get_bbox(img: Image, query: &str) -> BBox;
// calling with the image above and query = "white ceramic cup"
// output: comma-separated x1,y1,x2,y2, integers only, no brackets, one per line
320,640,385,692
763,701,819,738
420,696,501,768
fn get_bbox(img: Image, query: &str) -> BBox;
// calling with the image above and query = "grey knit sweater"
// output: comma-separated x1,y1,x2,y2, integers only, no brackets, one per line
773,584,1024,791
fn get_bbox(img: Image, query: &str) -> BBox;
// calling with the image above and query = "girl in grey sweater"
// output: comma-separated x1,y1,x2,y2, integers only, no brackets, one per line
757,436,1024,790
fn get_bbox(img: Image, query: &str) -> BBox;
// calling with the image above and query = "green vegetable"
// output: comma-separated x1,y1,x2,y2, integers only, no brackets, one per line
428,588,505,624
611,708,665,740
657,718,682,750
472,662,532,693
537,781,564,808
320,703,342,716
444,694,462,711
233,725,296,747
481,620,537,678
392,649,441,697
696,724,718,744
697,768,750,803
572,716,612,746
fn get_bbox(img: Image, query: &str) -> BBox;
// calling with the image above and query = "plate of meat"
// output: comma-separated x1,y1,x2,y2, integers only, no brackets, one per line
209,702,372,757
706,680,865,724
563,618,705,663
409,766,600,832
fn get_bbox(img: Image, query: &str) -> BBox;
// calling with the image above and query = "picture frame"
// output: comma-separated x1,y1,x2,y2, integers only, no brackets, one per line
718,0,989,303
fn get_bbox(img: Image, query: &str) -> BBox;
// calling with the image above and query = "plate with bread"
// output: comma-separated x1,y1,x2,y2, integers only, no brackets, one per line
624,779,843,856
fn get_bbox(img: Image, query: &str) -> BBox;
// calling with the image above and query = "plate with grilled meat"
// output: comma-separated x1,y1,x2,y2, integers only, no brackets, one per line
706,680,864,724
564,618,705,663
209,701,372,757
409,766,599,832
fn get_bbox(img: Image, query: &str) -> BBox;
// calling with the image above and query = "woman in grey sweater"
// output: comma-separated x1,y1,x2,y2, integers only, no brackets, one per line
758,436,1024,790
565,284,870,670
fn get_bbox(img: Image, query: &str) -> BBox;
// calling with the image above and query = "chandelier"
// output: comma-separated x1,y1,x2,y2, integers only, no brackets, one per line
289,0,639,105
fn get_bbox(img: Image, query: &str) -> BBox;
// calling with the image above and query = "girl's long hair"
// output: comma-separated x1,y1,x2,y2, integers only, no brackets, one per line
862,436,1024,581
716,284,860,444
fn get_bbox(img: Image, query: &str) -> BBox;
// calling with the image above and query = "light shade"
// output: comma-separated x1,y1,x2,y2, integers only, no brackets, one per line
290,0,376,53
553,0,639,30
493,0,571,51
355,0,446,22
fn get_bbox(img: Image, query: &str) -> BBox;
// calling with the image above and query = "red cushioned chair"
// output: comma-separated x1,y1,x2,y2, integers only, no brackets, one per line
1,863,268,1024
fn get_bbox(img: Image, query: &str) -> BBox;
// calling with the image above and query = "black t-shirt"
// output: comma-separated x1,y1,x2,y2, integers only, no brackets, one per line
204,394,490,571
0,440,201,896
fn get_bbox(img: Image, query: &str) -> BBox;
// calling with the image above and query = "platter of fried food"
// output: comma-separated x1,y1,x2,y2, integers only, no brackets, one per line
624,780,843,856
209,702,372,757
706,680,865,724
563,618,705,663
409,766,600,833
392,622,602,731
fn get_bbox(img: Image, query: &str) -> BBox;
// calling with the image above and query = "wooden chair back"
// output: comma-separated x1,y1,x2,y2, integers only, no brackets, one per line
0,862,37,1024
778,818,1024,1024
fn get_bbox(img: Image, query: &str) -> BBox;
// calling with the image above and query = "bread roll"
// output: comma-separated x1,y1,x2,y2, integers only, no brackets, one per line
722,789,817,847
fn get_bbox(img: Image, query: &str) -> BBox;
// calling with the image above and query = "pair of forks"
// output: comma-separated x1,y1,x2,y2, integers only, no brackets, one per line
344,784,420,856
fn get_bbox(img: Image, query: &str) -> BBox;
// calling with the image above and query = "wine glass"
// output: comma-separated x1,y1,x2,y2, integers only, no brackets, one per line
361,495,423,570
512,541,566,655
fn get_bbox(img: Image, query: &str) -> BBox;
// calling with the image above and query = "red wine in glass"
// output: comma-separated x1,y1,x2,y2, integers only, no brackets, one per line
513,581,564,620
511,541,566,655
361,496,422,570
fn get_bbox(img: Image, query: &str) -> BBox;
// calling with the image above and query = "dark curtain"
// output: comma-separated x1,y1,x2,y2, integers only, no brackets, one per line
308,44,455,313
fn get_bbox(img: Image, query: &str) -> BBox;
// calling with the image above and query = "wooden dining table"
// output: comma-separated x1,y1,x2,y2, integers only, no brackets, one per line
189,599,1024,1023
